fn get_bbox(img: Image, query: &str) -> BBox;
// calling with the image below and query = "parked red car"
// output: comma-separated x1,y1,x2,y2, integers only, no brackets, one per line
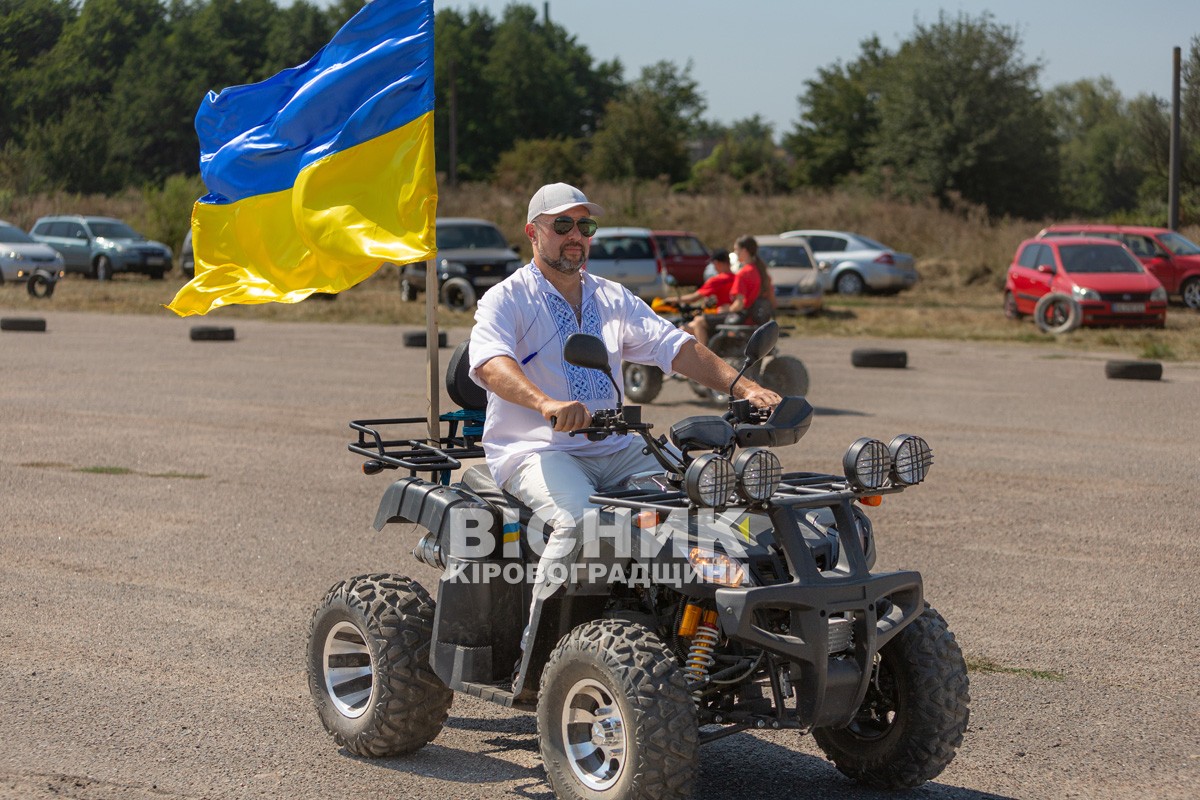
652,230,711,286
1037,224,1200,309
1005,237,1167,329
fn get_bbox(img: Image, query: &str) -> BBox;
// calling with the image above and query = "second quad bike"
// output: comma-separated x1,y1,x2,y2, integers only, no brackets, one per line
307,321,969,800
622,296,810,404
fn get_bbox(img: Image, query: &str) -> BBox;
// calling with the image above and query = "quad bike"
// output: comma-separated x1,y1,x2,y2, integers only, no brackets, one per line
307,321,969,800
623,296,810,404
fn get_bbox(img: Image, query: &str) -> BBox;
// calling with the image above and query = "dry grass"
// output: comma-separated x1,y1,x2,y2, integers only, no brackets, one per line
3,182,1198,360
5,262,1198,361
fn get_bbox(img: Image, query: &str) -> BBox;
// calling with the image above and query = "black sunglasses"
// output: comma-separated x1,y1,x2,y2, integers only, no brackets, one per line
548,216,598,237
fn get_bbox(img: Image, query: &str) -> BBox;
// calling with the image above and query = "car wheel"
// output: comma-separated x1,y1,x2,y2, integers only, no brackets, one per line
538,619,697,800
401,330,448,348
851,348,908,369
622,362,663,404
150,269,165,280
93,255,112,281
1180,277,1200,311
813,606,969,789
1033,293,1081,334
27,273,55,299
1104,360,1163,381
308,574,452,757
835,271,865,296
399,275,419,302
1003,291,1023,320
439,277,476,311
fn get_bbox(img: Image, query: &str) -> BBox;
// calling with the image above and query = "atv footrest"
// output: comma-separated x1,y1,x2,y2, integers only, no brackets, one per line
457,681,535,711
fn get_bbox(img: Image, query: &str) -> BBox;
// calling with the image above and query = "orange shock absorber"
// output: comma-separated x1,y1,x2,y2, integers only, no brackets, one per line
678,603,702,638
684,609,720,684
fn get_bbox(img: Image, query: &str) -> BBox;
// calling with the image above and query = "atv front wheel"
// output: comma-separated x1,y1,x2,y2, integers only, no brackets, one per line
307,574,452,757
538,619,697,800
813,605,969,789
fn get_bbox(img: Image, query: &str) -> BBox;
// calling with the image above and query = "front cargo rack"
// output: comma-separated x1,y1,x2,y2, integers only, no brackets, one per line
589,471,908,513
349,411,485,479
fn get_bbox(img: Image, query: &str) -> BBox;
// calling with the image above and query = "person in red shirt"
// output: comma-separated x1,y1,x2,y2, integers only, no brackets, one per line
689,237,774,345
681,249,735,345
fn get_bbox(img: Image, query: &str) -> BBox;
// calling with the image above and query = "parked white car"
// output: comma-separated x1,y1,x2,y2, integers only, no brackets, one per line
779,229,917,295
587,227,670,300
0,219,65,297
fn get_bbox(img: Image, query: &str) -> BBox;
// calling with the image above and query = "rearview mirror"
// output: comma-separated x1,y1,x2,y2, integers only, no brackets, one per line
563,333,611,373
744,321,779,363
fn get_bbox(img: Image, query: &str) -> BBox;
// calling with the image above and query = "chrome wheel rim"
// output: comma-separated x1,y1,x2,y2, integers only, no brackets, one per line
323,621,374,718
1184,282,1200,309
561,678,627,791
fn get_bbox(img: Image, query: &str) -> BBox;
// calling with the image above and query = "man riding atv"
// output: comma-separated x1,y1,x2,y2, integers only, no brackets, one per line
468,183,780,649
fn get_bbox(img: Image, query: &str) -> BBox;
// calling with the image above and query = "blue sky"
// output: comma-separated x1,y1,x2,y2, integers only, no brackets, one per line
317,1,1196,133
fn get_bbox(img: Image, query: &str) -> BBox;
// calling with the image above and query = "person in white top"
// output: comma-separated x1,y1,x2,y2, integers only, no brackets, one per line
468,183,780,614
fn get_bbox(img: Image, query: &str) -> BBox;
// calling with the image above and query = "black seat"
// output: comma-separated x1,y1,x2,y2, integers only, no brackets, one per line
445,339,487,411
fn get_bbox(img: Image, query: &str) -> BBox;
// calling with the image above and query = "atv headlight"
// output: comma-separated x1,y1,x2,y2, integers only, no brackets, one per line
733,447,781,502
688,547,745,587
843,438,889,491
889,434,932,485
684,453,735,507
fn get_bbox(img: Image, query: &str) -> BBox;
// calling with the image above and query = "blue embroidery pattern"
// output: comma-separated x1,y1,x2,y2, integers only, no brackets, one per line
547,292,612,403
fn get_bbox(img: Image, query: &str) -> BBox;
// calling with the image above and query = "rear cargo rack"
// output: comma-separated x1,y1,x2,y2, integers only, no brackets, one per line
349,412,485,479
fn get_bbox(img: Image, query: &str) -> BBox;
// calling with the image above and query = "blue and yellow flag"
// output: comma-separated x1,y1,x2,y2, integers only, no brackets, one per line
168,0,436,316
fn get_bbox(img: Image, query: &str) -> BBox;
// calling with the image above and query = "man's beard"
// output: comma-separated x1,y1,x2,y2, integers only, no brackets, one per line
538,241,586,275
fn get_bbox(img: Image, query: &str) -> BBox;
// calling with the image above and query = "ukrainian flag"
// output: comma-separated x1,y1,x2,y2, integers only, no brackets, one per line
167,0,436,317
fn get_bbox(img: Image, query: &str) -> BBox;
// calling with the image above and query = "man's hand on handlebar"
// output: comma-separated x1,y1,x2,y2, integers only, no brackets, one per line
542,399,591,432
739,384,782,412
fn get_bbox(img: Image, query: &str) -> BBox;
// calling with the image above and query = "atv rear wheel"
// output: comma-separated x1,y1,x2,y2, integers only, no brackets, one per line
307,573,452,757
813,605,969,789
538,619,697,800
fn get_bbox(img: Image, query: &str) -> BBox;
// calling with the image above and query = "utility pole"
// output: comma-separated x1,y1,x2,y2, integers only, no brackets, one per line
1168,47,1181,230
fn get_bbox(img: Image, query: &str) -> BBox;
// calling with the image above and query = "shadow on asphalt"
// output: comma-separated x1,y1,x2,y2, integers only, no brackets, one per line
396,716,1016,800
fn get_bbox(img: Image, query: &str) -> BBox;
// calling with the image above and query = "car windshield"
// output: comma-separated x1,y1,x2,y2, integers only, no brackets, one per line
90,221,142,239
1059,244,1143,274
759,245,813,268
437,223,507,250
0,224,35,244
1158,231,1200,256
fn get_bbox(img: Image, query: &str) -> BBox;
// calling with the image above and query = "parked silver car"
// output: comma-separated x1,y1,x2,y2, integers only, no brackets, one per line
30,215,172,280
587,227,669,300
1,220,65,288
779,229,917,295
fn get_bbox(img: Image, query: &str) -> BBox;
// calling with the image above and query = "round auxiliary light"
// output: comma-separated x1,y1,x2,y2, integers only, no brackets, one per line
889,434,933,485
843,438,890,492
684,453,736,508
733,447,782,502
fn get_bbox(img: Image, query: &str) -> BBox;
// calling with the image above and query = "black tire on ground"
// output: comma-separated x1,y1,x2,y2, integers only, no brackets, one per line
1180,277,1200,311
538,619,698,800
401,330,448,348
439,277,477,311
93,255,112,281
813,606,970,790
1104,360,1163,381
760,355,810,397
835,271,865,296
1,317,47,332
1003,291,1023,320
851,348,907,369
1033,292,1081,334
623,362,664,404
189,326,236,342
307,574,452,757
27,274,55,299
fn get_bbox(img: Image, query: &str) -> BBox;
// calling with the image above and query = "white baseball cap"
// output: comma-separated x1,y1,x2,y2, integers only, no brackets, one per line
527,183,604,223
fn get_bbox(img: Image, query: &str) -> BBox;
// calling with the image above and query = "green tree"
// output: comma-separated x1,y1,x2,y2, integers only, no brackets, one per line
784,37,889,187
1131,36,1200,224
588,61,704,183
691,115,789,194
866,12,1059,218
1046,78,1144,217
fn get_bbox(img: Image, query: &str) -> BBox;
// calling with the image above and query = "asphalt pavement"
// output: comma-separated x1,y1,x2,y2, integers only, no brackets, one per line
1,309,1197,799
